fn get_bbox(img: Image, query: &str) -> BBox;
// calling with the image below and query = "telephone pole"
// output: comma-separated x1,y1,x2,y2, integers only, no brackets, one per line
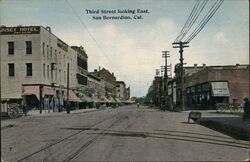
172,42,189,111
155,69,160,108
162,51,170,110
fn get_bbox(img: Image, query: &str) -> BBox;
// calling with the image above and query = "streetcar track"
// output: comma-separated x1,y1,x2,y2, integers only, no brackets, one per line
16,113,119,162
64,113,131,162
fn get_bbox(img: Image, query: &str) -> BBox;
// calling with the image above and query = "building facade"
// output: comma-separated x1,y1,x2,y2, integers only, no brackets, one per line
98,68,116,98
116,81,126,100
125,86,130,100
184,64,249,108
71,46,88,88
88,72,105,98
0,26,80,112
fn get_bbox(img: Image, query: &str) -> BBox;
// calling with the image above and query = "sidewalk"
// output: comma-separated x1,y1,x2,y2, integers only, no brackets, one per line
27,108,101,116
185,110,250,140
1,108,106,129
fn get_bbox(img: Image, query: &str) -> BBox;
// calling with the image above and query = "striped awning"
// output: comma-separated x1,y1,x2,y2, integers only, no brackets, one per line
22,86,40,100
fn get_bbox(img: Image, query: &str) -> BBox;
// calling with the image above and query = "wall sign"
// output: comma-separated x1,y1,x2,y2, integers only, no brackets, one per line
0,26,40,35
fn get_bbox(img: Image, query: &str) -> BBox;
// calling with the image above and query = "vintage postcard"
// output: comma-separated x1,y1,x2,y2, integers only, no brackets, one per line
0,0,249,161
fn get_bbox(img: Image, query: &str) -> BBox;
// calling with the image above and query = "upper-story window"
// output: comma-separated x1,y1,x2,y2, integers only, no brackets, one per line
59,52,61,64
26,63,32,76
50,47,52,58
43,64,45,78
8,42,14,55
8,63,15,77
26,41,32,54
47,45,49,58
43,42,45,57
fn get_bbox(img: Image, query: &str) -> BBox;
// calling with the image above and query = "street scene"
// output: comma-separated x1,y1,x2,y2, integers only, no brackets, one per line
1,105,249,161
0,0,249,161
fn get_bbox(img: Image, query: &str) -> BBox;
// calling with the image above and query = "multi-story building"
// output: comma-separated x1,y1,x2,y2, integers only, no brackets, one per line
71,46,88,88
88,71,105,98
0,25,80,112
116,81,126,100
97,68,116,98
125,86,130,100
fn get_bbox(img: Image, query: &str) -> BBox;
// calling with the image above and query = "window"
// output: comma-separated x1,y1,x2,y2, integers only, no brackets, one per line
50,47,52,58
59,69,61,82
59,52,61,64
43,64,45,78
8,63,14,76
55,49,57,62
26,41,32,54
47,65,49,79
47,45,49,58
77,74,87,85
55,68,57,80
77,57,88,70
26,63,32,76
43,42,45,56
8,42,14,55
51,65,53,79
64,71,66,82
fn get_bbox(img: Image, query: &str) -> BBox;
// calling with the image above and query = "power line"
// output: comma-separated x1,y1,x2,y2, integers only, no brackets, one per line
175,0,200,43
65,0,130,81
185,0,224,42
185,0,223,42
177,0,208,42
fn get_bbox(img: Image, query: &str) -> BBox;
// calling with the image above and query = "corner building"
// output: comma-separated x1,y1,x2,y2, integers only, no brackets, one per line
0,26,80,112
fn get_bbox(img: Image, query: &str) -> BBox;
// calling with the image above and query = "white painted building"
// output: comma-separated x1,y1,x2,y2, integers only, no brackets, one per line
0,26,80,112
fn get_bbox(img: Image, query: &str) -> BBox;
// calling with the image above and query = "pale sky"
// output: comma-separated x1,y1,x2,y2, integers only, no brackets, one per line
0,0,249,97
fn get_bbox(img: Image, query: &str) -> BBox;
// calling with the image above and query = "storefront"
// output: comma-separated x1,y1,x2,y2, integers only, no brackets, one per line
186,81,229,109
22,84,81,112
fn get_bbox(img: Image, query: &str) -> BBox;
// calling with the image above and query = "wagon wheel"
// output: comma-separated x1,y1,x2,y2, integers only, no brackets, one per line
230,104,242,113
7,107,19,118
216,103,227,113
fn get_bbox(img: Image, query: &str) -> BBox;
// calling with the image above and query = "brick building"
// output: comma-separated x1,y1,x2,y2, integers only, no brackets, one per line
184,64,249,108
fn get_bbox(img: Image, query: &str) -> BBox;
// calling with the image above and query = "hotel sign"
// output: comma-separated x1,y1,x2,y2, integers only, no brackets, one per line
0,26,40,35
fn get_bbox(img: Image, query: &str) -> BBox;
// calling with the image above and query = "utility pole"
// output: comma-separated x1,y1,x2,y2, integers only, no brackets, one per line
155,69,160,107
172,42,189,111
162,51,170,110
66,63,70,114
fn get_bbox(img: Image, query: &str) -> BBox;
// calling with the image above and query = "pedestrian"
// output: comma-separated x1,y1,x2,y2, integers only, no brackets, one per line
137,102,140,108
22,104,27,116
243,97,250,121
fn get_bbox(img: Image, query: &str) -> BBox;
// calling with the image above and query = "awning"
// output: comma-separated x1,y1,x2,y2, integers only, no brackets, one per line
109,97,116,103
211,82,230,97
99,96,111,103
22,86,40,100
64,90,81,102
42,86,55,97
82,96,93,103
92,96,101,103
115,98,122,103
